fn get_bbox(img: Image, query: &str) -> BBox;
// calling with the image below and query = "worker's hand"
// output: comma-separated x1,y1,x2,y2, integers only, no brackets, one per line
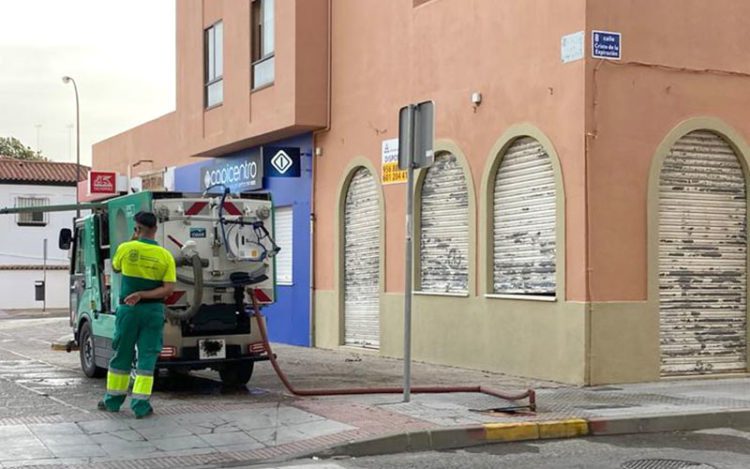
124,292,142,306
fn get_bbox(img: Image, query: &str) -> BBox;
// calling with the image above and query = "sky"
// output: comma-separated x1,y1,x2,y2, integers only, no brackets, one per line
0,0,176,166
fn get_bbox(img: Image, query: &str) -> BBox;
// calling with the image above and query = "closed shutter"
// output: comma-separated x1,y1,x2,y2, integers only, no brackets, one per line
344,168,380,348
419,153,469,293
659,130,747,376
275,207,293,285
493,137,556,296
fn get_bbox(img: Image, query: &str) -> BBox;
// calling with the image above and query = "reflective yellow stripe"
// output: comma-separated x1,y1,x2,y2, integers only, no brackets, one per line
132,375,154,397
106,370,130,393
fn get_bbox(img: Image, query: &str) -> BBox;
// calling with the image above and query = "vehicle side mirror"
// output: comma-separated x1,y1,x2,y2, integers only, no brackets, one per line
59,228,73,250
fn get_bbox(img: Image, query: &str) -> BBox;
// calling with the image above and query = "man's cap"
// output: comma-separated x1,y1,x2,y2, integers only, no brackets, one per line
134,211,157,229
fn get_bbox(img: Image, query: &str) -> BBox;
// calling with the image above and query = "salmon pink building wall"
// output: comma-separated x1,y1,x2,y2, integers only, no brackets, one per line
585,0,750,302
314,0,589,299
93,0,328,172
92,0,750,384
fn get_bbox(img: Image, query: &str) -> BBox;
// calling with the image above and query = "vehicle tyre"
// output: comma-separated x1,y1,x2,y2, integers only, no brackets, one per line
219,362,254,387
79,321,106,378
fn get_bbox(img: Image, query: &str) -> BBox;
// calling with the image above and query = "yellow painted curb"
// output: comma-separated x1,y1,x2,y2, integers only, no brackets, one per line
538,419,589,439
484,419,590,442
484,422,539,442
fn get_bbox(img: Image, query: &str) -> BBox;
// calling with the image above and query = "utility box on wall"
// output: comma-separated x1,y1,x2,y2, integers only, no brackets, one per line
34,280,45,301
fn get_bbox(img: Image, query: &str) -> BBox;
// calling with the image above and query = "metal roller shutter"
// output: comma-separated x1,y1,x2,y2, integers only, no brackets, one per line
344,168,380,348
493,137,556,296
659,130,747,376
419,153,469,293
275,207,293,285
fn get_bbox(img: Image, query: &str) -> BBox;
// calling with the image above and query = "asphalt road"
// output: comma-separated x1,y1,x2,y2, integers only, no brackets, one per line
262,428,750,469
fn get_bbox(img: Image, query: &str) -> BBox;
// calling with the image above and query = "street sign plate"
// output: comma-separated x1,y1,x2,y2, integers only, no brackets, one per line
398,105,414,171
592,30,621,60
398,101,435,170
413,101,434,169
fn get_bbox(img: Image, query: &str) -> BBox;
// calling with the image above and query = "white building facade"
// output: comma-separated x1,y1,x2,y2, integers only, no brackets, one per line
0,159,87,310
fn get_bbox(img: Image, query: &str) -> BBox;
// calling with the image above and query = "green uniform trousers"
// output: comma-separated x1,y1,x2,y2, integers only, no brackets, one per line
102,303,164,417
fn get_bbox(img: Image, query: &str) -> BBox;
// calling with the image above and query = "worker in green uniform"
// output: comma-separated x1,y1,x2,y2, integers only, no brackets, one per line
98,211,176,418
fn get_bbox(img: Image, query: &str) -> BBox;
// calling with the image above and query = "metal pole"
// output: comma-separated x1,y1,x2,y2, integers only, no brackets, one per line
403,105,416,403
43,239,47,312
73,80,80,218
35,124,41,154
63,76,80,218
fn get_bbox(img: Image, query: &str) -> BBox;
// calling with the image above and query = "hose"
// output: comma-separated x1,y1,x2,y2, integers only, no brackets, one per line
166,254,204,321
248,292,536,411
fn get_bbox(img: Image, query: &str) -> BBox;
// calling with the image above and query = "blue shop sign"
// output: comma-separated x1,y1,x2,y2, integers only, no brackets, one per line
200,149,263,192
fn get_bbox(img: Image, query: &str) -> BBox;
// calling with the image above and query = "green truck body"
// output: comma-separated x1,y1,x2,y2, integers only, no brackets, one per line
16,190,279,386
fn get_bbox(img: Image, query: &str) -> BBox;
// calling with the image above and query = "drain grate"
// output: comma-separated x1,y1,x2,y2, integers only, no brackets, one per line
622,459,716,469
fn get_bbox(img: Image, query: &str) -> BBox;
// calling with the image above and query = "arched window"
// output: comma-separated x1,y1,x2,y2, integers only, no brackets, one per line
492,137,556,297
419,153,469,293
343,167,380,348
659,130,746,376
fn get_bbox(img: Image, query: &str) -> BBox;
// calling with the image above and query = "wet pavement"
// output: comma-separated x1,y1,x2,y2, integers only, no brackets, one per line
0,316,549,468
2,316,750,468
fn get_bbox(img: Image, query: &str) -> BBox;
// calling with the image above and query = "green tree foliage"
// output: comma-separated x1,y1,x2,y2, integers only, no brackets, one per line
0,137,47,161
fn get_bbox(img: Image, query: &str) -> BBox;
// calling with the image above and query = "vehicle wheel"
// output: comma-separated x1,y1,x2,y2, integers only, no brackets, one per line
219,362,254,387
79,322,106,378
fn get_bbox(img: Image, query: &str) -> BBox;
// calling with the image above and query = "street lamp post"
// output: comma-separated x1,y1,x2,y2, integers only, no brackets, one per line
62,76,80,218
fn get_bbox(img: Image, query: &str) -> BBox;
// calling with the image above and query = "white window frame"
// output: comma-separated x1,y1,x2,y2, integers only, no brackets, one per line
205,21,224,108
15,196,49,227
251,0,275,89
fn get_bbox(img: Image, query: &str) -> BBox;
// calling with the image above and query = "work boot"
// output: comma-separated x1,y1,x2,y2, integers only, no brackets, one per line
135,407,154,419
97,400,119,413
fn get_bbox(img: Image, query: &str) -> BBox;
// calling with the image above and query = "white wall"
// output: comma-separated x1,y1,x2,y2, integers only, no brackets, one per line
0,269,70,309
0,184,75,309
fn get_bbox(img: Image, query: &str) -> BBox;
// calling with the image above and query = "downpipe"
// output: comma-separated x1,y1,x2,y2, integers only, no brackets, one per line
249,292,536,410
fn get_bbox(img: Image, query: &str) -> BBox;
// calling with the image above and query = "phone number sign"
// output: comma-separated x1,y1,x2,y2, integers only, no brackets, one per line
382,139,406,185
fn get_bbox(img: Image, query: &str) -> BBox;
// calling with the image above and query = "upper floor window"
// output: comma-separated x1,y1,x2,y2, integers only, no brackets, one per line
16,197,49,226
205,21,224,108
252,0,275,89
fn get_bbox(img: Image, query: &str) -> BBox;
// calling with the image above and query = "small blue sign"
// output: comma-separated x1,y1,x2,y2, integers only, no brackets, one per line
592,30,621,60
190,227,207,238
264,147,301,178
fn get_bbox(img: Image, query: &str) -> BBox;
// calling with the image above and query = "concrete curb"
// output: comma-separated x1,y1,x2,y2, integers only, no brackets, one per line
315,410,750,458
315,419,590,458
588,409,750,436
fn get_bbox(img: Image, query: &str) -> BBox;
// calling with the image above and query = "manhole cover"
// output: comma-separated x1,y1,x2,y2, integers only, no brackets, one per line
622,459,716,469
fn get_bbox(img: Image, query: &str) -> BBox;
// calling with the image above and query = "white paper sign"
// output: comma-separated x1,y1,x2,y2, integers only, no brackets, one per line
561,31,585,63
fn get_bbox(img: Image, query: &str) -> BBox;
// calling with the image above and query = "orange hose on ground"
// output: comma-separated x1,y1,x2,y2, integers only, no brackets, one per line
249,293,536,411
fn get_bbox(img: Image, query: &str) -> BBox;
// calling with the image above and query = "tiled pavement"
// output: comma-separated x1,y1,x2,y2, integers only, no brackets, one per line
0,393,438,468
4,318,750,468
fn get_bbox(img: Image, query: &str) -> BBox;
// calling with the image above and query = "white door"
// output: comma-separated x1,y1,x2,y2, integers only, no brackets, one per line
493,137,556,297
659,130,747,376
344,168,380,348
275,207,293,285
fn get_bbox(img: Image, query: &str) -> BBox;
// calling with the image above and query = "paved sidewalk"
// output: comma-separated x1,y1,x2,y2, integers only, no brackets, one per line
4,372,750,468
2,319,750,468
